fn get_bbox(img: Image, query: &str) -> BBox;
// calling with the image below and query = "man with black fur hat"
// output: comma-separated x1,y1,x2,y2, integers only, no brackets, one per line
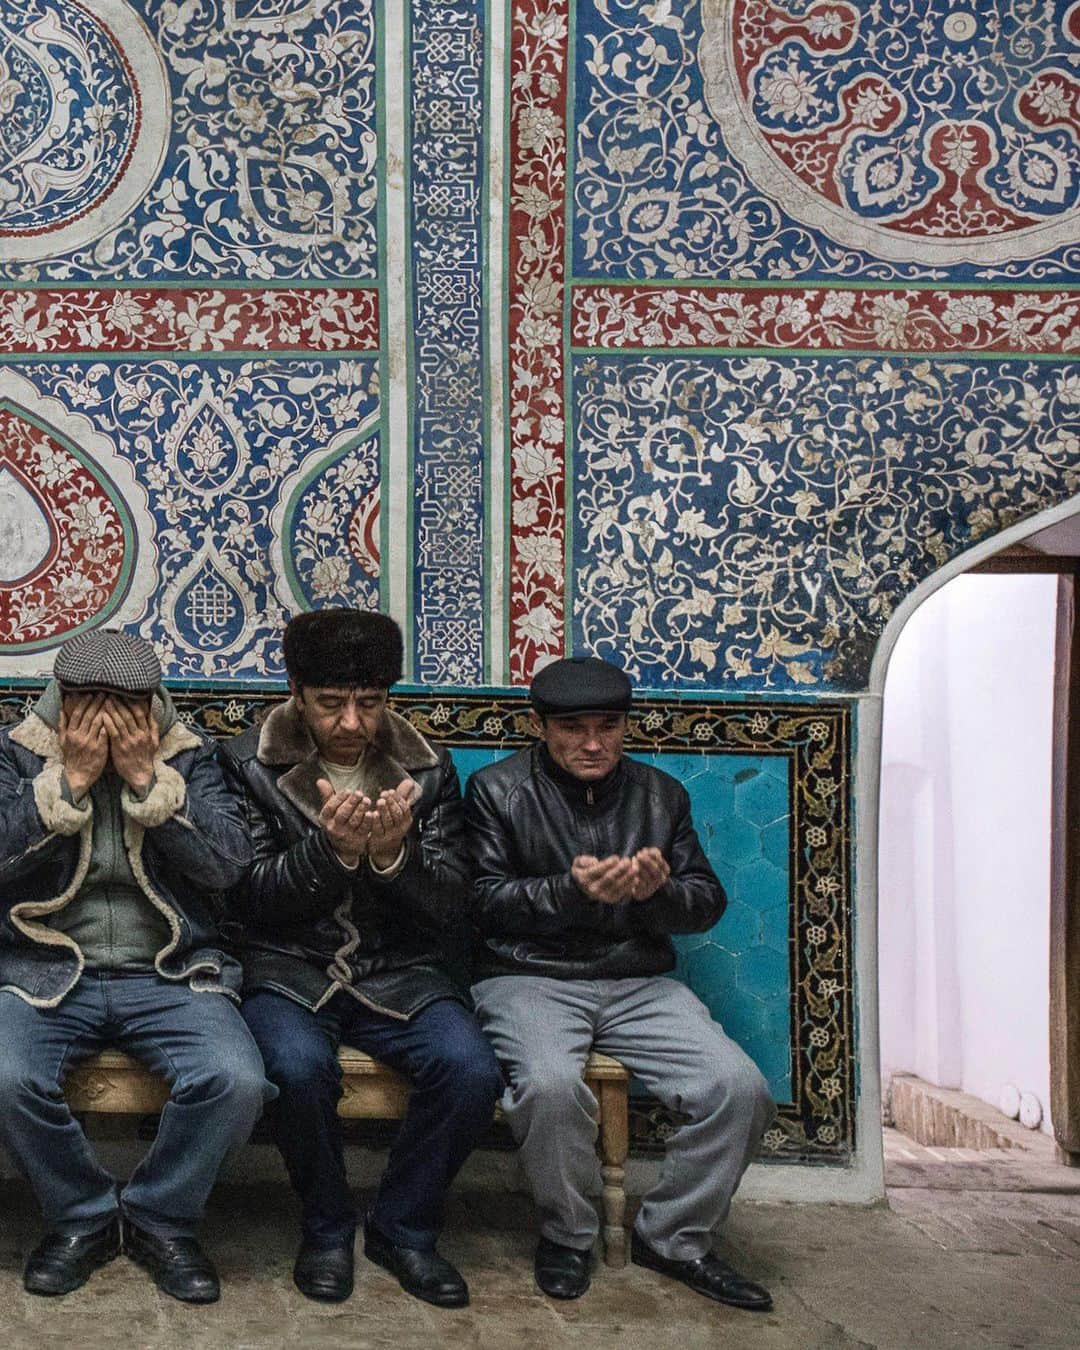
223,608,502,1309
466,655,776,1311
0,628,271,1304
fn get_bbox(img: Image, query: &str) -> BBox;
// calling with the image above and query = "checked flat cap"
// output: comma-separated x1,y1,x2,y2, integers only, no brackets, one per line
54,629,162,698
530,655,632,717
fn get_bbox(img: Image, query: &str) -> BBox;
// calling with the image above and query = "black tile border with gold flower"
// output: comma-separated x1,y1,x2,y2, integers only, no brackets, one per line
0,684,854,1165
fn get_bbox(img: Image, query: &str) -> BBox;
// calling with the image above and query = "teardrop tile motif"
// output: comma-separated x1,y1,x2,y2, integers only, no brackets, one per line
0,404,131,647
0,461,55,583
167,381,246,497
163,533,256,670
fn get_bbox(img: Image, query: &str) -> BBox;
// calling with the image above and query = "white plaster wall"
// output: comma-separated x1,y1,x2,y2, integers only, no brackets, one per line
879,574,1057,1133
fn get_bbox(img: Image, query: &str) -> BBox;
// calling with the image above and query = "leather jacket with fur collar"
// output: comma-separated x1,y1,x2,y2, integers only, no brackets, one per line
221,698,469,1020
465,744,726,982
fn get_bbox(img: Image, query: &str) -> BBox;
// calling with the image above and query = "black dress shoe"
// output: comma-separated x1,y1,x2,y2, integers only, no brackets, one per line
534,1235,591,1299
363,1221,468,1308
124,1221,220,1304
293,1238,355,1302
631,1230,772,1311
23,1218,121,1296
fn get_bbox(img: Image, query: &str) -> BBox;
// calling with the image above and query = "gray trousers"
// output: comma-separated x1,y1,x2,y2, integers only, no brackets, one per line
472,975,775,1263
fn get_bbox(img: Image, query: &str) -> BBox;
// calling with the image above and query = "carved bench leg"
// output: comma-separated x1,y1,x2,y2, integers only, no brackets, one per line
598,1080,629,1268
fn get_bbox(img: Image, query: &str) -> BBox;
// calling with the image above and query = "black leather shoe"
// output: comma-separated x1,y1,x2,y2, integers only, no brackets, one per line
23,1218,121,1296
534,1235,591,1299
293,1238,355,1302
124,1221,220,1304
363,1221,468,1308
631,1230,772,1311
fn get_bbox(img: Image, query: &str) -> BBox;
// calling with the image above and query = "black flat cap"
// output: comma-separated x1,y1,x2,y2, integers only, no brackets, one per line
54,629,161,698
530,655,632,717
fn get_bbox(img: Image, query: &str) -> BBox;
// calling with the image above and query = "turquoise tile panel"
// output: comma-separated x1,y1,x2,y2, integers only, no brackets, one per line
635,752,793,1103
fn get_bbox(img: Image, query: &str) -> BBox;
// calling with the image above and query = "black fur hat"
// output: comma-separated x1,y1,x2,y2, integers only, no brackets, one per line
283,609,403,689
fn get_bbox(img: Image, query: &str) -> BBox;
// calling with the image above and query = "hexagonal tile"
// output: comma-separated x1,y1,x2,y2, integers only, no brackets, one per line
735,768,787,828
736,945,789,1001
715,898,762,952
674,929,714,956
684,942,737,996
686,776,736,824
756,1042,793,1096
761,817,790,871
713,814,761,869
731,859,787,913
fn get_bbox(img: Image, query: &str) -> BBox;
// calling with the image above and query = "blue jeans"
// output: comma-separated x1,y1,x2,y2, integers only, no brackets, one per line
0,974,273,1239
242,991,503,1251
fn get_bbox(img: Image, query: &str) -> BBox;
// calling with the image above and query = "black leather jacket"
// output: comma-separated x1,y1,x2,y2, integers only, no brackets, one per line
465,744,726,980
222,698,469,1020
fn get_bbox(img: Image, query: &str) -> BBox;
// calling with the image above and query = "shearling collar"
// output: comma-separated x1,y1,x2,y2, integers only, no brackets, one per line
256,697,439,827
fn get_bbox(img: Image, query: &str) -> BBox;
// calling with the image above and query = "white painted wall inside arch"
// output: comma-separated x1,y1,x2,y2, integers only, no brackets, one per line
878,572,1058,1135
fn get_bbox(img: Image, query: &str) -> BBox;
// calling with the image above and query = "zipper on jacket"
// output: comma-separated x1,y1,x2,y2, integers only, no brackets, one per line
586,785,594,806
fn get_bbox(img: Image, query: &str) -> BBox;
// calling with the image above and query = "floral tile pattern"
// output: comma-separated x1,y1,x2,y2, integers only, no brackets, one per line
572,353,1080,689
574,0,1080,281
570,286,1080,354
0,358,380,678
1,0,379,282
0,288,380,354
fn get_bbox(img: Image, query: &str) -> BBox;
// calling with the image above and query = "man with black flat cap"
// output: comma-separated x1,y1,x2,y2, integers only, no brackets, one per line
0,628,270,1304
466,655,776,1311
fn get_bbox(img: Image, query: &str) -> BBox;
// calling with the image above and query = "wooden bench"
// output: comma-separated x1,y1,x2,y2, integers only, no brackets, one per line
64,1047,632,1266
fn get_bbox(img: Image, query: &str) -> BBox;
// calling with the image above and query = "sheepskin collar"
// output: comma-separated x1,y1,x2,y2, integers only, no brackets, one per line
257,697,439,772
256,697,439,827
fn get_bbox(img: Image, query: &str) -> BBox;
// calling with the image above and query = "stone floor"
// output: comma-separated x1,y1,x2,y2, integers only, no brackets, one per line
3,1138,1080,1350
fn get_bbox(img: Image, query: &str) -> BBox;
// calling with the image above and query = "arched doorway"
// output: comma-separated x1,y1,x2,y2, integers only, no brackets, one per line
872,505,1080,1185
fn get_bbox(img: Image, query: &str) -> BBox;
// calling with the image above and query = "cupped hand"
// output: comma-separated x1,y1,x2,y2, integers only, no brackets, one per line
571,853,639,905
317,778,373,868
366,777,418,869
628,847,670,901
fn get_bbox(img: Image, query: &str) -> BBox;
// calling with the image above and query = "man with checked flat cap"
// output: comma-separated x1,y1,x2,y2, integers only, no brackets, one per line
223,608,502,1308
466,654,776,1310
0,628,271,1303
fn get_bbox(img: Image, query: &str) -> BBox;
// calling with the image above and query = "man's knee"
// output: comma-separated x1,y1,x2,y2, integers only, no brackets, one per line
0,1061,36,1119
509,1056,595,1117
0,1041,54,1115
417,1022,504,1107
173,1031,272,1117
736,1060,776,1130
261,1035,338,1102
451,1040,504,1106
243,1004,337,1098
687,1054,774,1126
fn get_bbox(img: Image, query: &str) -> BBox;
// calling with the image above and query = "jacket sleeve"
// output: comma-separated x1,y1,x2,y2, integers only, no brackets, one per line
221,751,355,928
363,752,470,931
466,771,624,937
629,785,727,935
0,738,84,890
130,739,253,891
